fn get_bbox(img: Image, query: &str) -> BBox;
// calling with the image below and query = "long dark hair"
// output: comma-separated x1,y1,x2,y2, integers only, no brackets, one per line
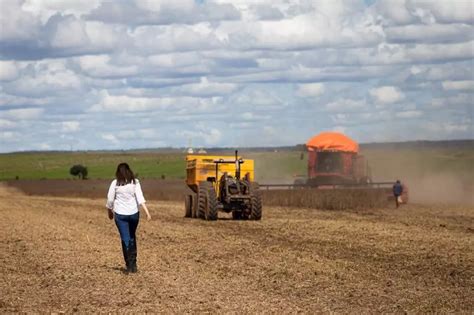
115,163,136,186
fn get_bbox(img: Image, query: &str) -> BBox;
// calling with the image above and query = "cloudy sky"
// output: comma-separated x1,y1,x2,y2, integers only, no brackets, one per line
0,0,473,152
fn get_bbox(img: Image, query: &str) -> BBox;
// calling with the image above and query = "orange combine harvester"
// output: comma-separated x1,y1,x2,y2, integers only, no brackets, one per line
262,131,409,204
305,132,371,186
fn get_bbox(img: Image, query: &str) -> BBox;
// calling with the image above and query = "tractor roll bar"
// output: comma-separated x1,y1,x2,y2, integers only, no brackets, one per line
213,150,245,180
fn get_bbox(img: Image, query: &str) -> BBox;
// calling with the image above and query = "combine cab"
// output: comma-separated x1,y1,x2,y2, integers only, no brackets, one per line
185,151,262,220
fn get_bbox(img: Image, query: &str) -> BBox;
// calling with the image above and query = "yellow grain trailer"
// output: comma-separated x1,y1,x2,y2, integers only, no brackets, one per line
185,151,262,220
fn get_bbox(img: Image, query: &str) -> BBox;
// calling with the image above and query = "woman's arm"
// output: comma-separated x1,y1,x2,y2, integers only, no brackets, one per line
106,180,116,220
135,180,152,221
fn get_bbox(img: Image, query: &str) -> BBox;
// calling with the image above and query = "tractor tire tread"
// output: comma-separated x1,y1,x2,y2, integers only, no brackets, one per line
250,182,262,220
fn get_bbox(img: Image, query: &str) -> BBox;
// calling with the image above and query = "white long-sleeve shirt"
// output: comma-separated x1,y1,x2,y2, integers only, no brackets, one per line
106,179,146,215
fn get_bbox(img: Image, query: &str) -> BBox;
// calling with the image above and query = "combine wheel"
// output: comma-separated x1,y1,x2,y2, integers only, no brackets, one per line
249,182,262,220
197,182,208,219
184,195,192,218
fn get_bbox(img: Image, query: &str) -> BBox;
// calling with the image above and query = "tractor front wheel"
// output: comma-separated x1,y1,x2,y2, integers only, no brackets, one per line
249,182,262,220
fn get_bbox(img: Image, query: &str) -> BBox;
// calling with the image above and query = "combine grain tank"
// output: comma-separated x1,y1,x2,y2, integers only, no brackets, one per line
185,151,262,221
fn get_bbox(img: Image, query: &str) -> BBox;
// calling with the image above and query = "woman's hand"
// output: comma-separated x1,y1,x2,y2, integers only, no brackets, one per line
141,203,152,221
107,208,114,220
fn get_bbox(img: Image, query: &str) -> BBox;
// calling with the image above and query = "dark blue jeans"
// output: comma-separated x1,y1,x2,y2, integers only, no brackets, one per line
114,212,140,245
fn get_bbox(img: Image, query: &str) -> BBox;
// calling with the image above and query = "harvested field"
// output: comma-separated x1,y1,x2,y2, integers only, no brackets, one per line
7,180,392,210
1,184,473,313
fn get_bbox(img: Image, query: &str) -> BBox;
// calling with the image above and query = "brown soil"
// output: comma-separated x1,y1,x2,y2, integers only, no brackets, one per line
0,183,473,313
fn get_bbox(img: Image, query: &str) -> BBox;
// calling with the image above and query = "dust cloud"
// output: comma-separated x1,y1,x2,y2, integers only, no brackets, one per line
403,173,473,206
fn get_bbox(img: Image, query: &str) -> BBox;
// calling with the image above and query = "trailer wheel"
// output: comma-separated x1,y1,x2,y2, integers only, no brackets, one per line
205,184,218,221
197,182,207,219
184,195,192,218
249,182,262,220
191,193,198,218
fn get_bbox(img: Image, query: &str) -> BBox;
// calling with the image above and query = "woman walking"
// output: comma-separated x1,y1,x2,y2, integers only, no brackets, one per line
106,163,151,273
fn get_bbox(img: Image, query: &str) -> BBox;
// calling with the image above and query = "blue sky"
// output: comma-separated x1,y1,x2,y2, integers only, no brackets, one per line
0,0,473,152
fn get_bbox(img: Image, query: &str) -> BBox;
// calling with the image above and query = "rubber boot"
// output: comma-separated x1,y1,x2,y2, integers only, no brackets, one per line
128,239,137,273
121,241,130,272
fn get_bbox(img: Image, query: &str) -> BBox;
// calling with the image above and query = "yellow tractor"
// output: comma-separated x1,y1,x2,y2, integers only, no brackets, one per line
185,151,262,220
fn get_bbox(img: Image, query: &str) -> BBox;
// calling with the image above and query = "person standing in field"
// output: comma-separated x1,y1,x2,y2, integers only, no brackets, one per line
392,180,403,208
106,163,152,273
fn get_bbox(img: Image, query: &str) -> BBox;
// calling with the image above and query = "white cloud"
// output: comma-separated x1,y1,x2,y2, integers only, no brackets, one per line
332,125,347,134
148,52,201,68
442,123,469,133
0,61,19,81
0,119,17,128
101,133,119,144
61,121,80,132
296,83,325,97
222,6,383,50
131,23,223,54
0,108,44,120
5,62,82,96
0,0,41,41
325,98,367,112
442,80,474,91
232,89,284,108
117,128,157,140
0,131,20,142
49,15,89,49
38,143,51,150
178,124,222,146
90,90,217,113
23,0,102,22
385,24,474,44
409,0,474,24
77,55,138,78
374,0,474,25
431,93,472,107
87,0,240,25
369,86,405,104
374,0,417,25
395,110,423,119
170,77,239,97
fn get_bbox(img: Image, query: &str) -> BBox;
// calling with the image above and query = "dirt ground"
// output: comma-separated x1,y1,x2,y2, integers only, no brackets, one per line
0,183,473,313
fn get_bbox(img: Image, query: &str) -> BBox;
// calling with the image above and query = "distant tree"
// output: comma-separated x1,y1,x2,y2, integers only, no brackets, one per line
70,164,88,180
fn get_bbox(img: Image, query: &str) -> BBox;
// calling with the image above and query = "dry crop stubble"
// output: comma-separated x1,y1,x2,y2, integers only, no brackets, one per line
0,184,472,313
262,188,391,210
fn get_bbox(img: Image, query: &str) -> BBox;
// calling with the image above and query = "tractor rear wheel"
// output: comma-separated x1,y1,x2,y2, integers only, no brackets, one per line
184,195,192,218
249,182,262,220
197,182,208,219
